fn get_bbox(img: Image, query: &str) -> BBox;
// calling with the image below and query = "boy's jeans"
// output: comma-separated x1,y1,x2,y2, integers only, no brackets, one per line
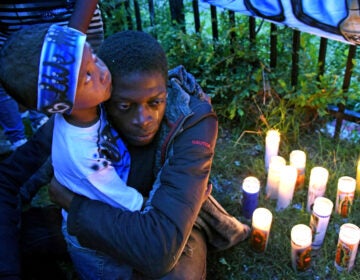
0,84,26,143
62,221,133,280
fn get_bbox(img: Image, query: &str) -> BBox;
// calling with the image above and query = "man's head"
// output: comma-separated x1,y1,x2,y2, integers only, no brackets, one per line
99,31,168,146
0,23,111,114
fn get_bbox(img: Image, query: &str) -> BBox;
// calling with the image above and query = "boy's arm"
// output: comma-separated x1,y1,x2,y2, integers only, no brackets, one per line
68,0,99,33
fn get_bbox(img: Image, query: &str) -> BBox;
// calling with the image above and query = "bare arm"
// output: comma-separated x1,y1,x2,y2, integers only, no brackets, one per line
68,0,99,33
49,177,74,211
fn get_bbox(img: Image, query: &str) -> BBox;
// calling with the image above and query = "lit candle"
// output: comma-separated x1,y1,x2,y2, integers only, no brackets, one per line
289,150,306,191
265,129,280,172
250,207,273,253
266,155,286,199
356,158,360,194
291,224,312,272
335,176,356,218
276,165,297,211
306,166,329,213
334,223,360,272
309,197,333,250
241,176,260,219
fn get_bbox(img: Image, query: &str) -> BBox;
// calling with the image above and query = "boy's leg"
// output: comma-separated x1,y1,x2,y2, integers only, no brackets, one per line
0,84,27,149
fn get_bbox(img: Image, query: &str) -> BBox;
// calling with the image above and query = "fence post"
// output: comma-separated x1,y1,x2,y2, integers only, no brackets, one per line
192,0,201,33
210,5,219,41
229,10,236,54
169,0,185,32
334,44,357,139
291,30,300,87
270,23,277,68
133,0,142,31
249,17,256,43
317,37,328,80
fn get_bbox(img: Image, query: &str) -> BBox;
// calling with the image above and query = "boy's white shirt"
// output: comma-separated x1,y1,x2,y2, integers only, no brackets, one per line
52,109,143,222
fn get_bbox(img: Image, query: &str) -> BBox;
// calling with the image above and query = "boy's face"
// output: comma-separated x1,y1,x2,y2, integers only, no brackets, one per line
73,43,112,110
106,71,167,146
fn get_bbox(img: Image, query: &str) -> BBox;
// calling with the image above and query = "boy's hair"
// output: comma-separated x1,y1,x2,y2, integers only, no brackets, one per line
97,30,168,83
0,23,51,109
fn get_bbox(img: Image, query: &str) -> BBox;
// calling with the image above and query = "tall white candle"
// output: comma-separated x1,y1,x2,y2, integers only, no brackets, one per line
276,165,297,211
289,150,306,191
306,166,329,212
291,224,312,272
335,176,356,218
265,129,280,172
250,207,273,253
266,155,286,199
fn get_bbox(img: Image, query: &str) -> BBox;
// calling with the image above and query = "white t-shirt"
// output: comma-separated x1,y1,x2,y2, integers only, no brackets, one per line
52,107,143,221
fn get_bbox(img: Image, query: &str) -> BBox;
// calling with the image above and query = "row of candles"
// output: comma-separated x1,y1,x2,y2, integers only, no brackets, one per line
240,129,360,273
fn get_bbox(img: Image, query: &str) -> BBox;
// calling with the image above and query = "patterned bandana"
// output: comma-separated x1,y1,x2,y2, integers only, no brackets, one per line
37,24,86,114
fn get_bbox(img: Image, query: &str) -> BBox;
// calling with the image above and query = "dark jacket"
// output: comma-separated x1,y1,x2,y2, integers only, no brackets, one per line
0,66,218,278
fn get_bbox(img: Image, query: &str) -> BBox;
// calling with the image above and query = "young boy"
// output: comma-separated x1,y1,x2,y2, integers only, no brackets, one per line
0,23,142,279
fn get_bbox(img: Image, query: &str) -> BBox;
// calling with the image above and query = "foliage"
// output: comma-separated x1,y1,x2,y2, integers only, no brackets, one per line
99,1,360,135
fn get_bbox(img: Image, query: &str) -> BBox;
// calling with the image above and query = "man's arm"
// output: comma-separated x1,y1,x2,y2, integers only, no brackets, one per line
52,112,217,277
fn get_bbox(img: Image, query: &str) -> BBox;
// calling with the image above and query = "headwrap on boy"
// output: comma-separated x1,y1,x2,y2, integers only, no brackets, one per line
0,23,86,114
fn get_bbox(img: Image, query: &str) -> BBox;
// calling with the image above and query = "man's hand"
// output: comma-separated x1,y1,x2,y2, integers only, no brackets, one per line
49,177,75,211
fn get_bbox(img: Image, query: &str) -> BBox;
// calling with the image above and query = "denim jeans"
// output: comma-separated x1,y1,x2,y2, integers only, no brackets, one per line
0,84,26,143
28,110,48,131
62,221,133,280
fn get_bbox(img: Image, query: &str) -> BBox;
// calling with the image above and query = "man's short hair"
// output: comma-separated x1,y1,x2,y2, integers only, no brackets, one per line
0,23,51,109
97,30,168,83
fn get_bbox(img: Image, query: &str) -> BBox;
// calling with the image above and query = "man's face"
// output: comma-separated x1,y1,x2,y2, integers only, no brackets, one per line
106,71,167,146
73,43,112,110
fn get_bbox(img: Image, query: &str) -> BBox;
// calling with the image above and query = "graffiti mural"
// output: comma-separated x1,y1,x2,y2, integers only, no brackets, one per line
201,0,360,44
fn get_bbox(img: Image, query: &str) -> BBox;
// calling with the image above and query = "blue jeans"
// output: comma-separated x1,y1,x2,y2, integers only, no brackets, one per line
62,221,133,280
0,84,26,143
28,110,48,127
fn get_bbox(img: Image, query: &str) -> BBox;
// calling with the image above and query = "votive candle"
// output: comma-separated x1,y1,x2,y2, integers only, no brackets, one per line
241,176,260,219
265,129,280,172
250,207,273,253
276,165,297,211
289,150,306,191
266,155,286,199
334,223,360,272
309,197,333,250
291,224,312,272
306,166,329,212
335,176,356,218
